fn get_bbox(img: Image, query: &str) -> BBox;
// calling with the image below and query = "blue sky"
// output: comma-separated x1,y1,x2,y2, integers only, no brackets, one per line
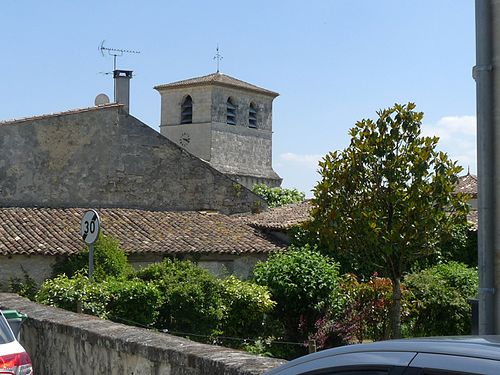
1,1,476,197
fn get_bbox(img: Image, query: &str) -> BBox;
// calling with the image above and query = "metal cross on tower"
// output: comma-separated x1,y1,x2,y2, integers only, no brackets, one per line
213,45,223,73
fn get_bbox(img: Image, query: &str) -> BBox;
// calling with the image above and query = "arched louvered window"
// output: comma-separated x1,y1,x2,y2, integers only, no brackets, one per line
249,103,257,128
181,95,193,124
226,98,236,125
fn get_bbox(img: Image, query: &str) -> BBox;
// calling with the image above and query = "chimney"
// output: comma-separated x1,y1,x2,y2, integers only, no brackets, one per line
113,70,133,113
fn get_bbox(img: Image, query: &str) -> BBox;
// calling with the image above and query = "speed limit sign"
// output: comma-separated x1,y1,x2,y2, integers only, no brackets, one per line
81,210,101,244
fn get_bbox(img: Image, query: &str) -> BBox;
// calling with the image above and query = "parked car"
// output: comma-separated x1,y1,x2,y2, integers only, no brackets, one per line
265,337,500,375
0,310,32,374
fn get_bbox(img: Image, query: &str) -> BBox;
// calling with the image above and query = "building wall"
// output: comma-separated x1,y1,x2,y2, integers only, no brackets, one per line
0,106,264,214
0,255,55,291
0,252,269,292
0,293,285,375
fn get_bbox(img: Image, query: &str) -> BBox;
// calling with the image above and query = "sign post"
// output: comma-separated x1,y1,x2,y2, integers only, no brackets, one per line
80,210,101,280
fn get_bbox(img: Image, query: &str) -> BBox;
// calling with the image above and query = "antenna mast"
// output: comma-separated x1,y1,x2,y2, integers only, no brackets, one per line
99,40,140,71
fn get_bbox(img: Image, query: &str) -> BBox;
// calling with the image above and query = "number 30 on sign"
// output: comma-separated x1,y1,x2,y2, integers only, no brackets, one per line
81,210,101,244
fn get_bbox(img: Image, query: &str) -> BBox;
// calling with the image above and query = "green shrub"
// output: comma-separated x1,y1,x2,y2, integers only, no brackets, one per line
106,278,161,327
405,262,478,336
313,274,414,347
253,245,342,351
220,276,276,339
52,235,132,281
36,273,109,317
135,259,225,337
252,183,305,208
10,267,39,301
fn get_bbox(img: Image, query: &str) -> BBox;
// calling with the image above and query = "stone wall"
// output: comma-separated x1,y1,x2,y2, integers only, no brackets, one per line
0,293,285,375
0,105,264,214
0,255,55,291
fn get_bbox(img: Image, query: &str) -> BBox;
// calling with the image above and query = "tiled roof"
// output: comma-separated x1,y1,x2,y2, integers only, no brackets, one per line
236,201,312,231
0,207,284,256
468,210,478,231
455,173,477,198
237,197,479,232
0,104,122,126
154,72,279,97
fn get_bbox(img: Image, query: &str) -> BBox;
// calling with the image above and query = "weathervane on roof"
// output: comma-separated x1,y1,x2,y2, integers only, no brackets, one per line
99,40,140,71
213,44,223,73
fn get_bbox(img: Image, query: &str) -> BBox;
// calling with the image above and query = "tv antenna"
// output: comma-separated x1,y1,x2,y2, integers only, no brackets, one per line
99,40,140,71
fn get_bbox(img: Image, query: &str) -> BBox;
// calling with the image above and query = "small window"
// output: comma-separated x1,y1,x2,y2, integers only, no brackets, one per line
227,98,236,125
249,103,257,128
181,95,193,124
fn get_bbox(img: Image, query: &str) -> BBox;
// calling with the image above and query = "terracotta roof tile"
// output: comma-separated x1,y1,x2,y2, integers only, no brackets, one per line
455,173,477,198
154,72,279,97
236,201,312,231
0,208,284,256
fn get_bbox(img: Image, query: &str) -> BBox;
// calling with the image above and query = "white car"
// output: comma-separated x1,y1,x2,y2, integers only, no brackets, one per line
266,337,500,375
0,311,32,375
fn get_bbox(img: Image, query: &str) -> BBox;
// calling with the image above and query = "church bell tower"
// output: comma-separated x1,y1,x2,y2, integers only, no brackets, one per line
154,72,282,189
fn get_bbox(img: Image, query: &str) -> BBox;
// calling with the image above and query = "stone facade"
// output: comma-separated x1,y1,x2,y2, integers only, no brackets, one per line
155,73,282,189
0,255,55,291
0,105,265,214
0,293,286,375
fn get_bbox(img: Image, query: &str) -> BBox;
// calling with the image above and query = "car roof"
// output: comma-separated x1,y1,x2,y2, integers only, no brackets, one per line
266,336,500,374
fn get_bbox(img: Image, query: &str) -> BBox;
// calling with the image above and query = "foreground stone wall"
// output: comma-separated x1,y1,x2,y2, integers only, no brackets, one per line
0,293,285,375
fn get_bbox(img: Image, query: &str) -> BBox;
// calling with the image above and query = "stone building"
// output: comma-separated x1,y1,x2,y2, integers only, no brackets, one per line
0,104,264,214
155,72,282,189
0,207,284,289
0,70,287,287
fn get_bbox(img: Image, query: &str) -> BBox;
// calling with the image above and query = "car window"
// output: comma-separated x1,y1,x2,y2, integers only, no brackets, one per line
316,371,389,375
0,313,15,344
409,353,500,375
272,352,416,375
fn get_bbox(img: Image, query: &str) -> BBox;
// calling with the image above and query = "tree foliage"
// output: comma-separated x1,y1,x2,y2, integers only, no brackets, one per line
254,245,342,352
405,262,478,336
309,103,469,337
51,234,132,281
134,259,226,336
252,183,305,208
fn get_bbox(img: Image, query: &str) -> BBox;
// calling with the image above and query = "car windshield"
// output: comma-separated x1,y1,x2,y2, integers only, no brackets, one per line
0,313,15,344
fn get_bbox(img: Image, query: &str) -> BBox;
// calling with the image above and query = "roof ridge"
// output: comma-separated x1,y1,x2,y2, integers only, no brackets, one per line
0,103,123,126
154,72,279,97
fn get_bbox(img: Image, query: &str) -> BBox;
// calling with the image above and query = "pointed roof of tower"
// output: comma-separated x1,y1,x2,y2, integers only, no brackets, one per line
154,72,279,97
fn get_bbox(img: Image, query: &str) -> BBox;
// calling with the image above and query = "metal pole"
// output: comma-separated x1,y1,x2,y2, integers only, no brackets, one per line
89,243,94,281
474,0,496,334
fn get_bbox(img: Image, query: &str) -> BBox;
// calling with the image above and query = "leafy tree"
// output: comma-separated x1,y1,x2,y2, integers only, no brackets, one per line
309,103,469,338
252,183,305,208
253,245,342,354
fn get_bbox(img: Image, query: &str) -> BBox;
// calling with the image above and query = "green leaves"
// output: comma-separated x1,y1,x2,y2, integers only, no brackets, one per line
254,245,343,344
252,184,306,208
310,103,469,279
309,103,470,338
405,262,478,336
